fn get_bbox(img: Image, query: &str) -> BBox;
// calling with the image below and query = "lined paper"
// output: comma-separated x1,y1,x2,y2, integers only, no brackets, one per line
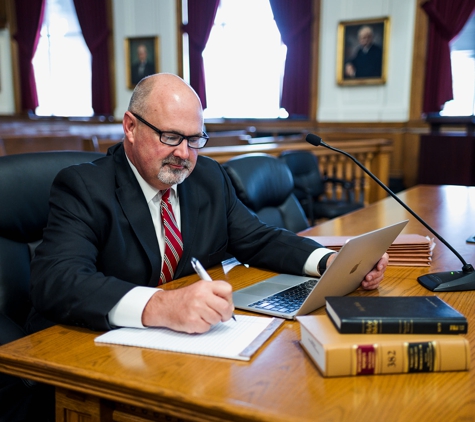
95,315,282,361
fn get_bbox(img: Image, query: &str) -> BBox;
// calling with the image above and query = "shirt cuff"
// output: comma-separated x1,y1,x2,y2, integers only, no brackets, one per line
304,248,337,277
108,286,160,328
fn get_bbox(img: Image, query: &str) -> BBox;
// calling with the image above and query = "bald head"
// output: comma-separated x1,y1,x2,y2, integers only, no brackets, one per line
128,73,203,118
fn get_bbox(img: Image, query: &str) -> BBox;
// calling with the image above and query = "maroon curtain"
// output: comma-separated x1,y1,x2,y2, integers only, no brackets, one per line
422,0,475,113
73,0,112,115
269,0,313,118
13,0,45,112
183,0,220,109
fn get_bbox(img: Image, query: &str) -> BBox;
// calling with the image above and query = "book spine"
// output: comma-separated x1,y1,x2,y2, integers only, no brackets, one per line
300,326,470,377
338,319,468,335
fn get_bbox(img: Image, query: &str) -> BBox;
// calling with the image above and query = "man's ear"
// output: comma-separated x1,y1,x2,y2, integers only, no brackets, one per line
122,111,136,143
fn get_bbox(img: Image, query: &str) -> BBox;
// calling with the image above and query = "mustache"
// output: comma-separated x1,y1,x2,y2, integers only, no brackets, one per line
162,156,191,170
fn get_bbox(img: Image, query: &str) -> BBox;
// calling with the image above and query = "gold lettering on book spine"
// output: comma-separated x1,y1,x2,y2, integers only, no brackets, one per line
364,320,380,334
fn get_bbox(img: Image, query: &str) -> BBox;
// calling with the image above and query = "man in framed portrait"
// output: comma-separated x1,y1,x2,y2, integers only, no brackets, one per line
344,25,382,79
131,43,156,85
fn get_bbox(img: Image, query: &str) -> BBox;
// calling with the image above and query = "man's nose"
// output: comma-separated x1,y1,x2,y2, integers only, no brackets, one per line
173,139,190,158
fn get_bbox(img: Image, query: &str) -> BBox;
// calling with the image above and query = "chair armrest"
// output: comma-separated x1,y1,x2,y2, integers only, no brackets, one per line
293,180,313,195
323,177,355,190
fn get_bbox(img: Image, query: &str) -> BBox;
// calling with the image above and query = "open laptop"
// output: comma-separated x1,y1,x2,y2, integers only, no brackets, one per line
233,220,408,319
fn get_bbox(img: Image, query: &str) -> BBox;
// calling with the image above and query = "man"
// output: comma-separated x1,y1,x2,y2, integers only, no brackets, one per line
15,73,388,419
27,73,388,336
345,25,383,79
131,43,156,85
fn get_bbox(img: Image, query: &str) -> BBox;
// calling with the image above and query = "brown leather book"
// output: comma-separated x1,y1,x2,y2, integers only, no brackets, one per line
297,315,470,377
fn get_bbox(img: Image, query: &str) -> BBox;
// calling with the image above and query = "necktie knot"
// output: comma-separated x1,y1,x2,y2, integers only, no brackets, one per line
161,189,170,202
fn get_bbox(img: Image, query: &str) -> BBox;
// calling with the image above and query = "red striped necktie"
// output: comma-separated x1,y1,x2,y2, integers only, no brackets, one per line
159,189,183,285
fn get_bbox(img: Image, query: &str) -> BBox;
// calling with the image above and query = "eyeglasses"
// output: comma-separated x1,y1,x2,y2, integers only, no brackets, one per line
131,112,209,149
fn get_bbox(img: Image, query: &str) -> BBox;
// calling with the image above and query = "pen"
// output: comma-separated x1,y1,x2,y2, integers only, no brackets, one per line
191,257,236,321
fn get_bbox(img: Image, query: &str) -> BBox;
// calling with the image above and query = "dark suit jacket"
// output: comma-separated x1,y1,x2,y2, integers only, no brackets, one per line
131,61,156,84
347,44,382,78
28,144,321,332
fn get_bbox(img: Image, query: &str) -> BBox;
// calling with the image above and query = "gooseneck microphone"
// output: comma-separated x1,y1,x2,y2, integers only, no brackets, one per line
305,133,475,292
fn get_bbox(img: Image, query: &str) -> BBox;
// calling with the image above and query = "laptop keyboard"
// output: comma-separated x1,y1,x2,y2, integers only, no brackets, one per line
248,279,318,313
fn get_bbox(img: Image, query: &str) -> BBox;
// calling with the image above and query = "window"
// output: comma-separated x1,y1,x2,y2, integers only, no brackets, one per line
32,0,92,117
440,12,475,116
202,0,288,119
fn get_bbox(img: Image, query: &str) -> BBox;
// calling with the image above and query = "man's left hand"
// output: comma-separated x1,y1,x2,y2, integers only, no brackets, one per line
361,252,389,290
326,252,389,290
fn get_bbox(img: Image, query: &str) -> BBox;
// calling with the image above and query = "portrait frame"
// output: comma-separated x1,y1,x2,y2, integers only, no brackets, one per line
125,36,160,89
336,17,390,86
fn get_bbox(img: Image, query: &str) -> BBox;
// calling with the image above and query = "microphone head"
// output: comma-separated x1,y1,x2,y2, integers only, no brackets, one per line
306,133,323,147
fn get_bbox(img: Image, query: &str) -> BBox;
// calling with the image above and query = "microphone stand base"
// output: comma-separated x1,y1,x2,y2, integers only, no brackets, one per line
418,270,475,292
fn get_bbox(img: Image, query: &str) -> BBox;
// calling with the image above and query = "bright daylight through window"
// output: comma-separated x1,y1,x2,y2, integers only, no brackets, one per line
440,12,475,116
202,0,288,119
32,0,93,117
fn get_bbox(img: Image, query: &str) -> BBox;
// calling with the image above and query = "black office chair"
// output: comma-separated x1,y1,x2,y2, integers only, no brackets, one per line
0,151,104,420
222,153,309,232
0,150,105,342
279,150,364,225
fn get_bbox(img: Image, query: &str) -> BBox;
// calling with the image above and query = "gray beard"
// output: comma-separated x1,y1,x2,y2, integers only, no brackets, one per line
157,157,192,185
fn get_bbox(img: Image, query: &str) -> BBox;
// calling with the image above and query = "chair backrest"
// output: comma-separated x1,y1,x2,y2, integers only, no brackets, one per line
0,151,104,330
222,153,309,232
279,150,326,198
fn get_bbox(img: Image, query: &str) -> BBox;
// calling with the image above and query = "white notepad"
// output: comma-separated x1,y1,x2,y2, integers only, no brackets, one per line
95,315,283,361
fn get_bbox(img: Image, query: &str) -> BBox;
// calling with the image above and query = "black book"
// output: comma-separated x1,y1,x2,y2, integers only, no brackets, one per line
325,296,468,334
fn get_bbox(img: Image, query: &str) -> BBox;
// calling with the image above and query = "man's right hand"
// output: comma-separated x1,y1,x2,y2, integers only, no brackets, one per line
345,63,356,77
141,280,235,333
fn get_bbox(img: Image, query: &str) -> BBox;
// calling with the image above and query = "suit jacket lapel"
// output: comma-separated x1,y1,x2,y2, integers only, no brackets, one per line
112,145,162,286
174,178,200,279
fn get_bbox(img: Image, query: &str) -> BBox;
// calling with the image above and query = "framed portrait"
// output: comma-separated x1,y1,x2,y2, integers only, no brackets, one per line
336,17,389,86
125,36,160,89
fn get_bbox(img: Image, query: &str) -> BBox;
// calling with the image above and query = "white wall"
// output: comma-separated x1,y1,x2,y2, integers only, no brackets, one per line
317,0,416,122
112,0,178,119
0,27,15,114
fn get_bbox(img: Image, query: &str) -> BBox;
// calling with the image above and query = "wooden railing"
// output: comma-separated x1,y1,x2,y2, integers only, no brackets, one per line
201,138,393,204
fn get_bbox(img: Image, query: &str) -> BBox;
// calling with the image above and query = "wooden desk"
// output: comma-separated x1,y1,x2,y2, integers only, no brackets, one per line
1,185,475,422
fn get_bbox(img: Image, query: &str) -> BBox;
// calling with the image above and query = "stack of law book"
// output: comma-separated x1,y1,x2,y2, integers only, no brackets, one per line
306,234,435,266
297,296,470,377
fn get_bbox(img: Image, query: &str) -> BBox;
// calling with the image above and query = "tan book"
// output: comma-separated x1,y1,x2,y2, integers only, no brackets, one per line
297,315,470,377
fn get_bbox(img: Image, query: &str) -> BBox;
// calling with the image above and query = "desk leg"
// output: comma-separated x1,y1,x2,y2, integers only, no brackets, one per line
56,387,113,422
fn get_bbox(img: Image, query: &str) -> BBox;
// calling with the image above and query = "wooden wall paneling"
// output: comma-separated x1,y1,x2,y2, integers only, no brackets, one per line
387,131,405,187
0,135,86,155
409,0,429,122
402,131,421,188
309,0,321,120
405,0,430,189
